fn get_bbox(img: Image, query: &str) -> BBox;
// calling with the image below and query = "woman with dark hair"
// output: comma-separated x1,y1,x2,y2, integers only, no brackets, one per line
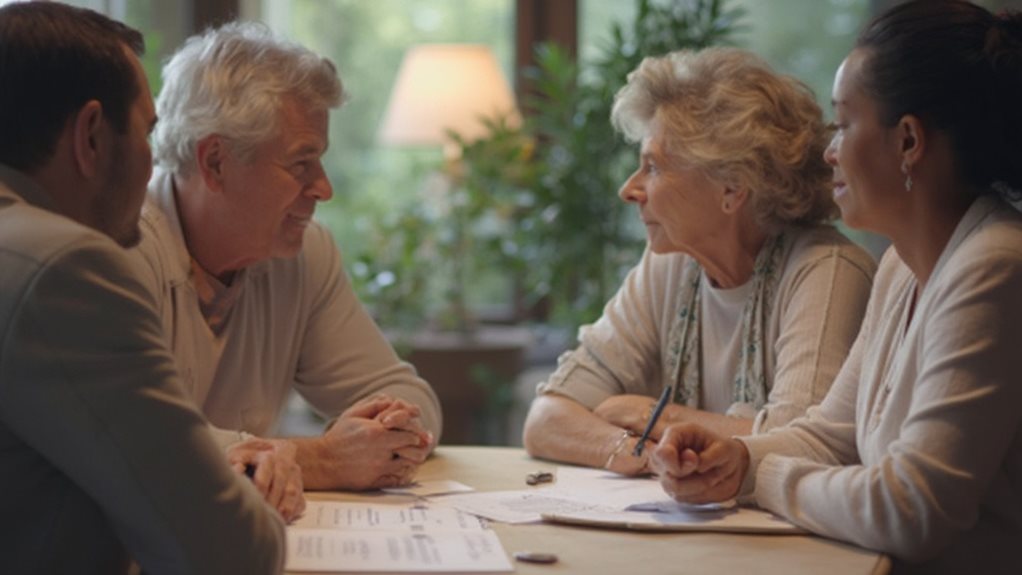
650,2,1022,572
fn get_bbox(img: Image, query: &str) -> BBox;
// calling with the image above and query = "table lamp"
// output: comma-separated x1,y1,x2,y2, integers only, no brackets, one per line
378,43,520,160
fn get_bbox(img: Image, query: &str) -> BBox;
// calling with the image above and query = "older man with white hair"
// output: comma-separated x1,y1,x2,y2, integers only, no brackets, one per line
128,23,441,518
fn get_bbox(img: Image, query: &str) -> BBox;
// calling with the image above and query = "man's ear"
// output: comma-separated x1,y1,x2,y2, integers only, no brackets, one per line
71,100,107,179
897,113,926,170
195,134,228,193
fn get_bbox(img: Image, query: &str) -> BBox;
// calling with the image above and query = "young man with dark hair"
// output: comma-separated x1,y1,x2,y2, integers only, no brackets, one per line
0,3,284,573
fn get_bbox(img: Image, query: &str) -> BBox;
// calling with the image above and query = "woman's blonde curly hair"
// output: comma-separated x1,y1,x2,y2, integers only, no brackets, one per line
611,47,837,232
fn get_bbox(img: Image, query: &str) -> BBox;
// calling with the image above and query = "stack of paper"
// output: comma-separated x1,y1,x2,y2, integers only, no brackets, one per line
286,501,513,572
433,466,802,534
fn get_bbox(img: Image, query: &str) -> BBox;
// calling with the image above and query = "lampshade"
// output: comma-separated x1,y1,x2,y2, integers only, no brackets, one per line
378,44,520,150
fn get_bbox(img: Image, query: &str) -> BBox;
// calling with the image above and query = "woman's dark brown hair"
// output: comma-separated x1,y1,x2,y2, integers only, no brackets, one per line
857,0,1022,194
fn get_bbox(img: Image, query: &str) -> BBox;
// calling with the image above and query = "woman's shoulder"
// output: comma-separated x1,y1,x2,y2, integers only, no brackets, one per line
923,197,1022,283
783,224,878,278
921,201,1022,320
956,199,1022,258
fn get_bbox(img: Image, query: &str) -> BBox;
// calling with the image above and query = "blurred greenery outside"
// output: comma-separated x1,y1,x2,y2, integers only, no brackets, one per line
269,0,877,330
96,0,872,330
75,0,1016,332
267,0,875,331
61,0,172,94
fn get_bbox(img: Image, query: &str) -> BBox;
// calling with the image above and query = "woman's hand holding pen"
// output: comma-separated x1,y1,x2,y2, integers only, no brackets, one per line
594,394,668,437
650,423,749,505
602,429,654,476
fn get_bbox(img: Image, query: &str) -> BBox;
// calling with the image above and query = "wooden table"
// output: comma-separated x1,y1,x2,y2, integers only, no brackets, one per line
291,446,890,575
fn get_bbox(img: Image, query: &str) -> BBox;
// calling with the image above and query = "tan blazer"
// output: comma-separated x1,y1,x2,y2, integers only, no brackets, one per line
0,166,284,575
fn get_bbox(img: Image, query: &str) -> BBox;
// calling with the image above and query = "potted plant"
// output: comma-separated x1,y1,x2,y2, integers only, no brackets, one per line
350,0,746,443
513,0,747,329
350,115,537,445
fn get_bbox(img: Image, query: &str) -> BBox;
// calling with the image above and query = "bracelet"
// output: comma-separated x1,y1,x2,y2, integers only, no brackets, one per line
603,430,634,470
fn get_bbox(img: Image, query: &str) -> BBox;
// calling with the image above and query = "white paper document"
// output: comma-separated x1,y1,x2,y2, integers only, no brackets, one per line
434,466,668,523
286,529,513,572
436,490,614,524
381,479,475,498
293,501,486,531
435,465,799,533
543,466,670,508
286,501,512,572
541,505,805,534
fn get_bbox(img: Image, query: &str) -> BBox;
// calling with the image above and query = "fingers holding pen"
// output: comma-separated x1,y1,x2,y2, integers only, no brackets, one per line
651,423,707,475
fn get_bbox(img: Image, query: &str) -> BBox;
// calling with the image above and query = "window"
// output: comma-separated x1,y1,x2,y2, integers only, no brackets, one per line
256,0,515,280
579,0,887,258
61,0,189,94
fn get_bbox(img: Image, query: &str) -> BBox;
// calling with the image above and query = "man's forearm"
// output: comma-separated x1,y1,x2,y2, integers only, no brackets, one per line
288,436,338,490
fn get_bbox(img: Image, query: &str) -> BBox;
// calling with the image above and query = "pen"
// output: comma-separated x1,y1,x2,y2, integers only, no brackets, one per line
632,385,672,456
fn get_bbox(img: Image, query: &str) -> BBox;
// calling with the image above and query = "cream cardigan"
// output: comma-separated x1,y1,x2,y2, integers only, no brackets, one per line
741,196,1022,573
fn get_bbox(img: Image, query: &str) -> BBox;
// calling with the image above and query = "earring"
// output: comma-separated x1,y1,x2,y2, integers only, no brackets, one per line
901,161,913,192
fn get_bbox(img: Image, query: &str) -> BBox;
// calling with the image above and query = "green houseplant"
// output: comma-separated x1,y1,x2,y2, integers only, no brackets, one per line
350,0,746,443
350,114,536,334
349,115,537,444
515,0,747,329
354,0,746,331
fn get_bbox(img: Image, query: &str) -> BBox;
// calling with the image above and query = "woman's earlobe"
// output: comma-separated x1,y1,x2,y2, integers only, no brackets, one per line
721,186,747,214
898,114,925,163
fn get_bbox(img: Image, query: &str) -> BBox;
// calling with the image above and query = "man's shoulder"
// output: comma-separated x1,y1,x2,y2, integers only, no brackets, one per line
0,200,117,272
247,221,343,306
0,202,145,327
128,195,190,289
136,195,179,256
265,220,340,277
299,220,339,259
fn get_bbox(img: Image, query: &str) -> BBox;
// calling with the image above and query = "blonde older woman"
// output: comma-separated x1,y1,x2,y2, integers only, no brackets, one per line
523,47,876,475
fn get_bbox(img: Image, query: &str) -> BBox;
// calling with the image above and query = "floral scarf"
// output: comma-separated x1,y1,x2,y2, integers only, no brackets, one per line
663,233,787,410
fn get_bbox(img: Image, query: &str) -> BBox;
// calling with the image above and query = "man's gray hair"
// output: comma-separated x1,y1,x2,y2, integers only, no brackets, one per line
153,21,344,176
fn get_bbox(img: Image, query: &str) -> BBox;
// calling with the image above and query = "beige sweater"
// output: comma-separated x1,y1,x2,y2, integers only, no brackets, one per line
126,170,442,447
539,224,876,432
741,196,1022,573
